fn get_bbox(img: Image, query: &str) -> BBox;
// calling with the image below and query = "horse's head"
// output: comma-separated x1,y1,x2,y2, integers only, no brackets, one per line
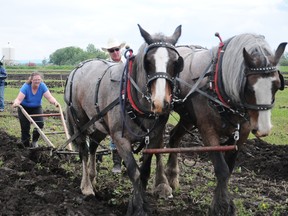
243,42,287,137
138,24,183,114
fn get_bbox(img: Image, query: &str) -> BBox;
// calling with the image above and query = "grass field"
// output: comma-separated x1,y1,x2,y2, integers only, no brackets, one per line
1,84,288,145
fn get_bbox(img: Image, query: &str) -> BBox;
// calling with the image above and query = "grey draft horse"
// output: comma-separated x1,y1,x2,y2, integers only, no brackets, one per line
165,33,287,215
64,24,184,215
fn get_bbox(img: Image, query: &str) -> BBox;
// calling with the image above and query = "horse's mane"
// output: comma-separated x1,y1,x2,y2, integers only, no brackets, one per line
220,33,273,103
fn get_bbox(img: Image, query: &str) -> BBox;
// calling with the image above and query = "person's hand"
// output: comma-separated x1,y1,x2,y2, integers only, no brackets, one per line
54,101,60,107
12,102,20,108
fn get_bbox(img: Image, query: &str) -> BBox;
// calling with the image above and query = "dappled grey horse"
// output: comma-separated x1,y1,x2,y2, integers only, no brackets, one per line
165,33,287,215
64,24,183,215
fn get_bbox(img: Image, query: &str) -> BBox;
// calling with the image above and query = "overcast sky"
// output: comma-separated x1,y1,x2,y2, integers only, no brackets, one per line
1,0,287,61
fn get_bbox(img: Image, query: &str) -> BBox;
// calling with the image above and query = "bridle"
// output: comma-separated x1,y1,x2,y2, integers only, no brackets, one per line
145,42,182,93
126,42,183,115
240,66,279,111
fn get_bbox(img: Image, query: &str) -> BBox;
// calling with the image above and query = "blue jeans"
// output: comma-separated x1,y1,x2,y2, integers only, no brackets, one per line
0,80,5,110
110,139,116,150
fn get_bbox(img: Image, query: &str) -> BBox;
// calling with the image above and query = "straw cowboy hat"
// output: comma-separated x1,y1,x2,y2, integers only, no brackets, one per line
101,38,126,52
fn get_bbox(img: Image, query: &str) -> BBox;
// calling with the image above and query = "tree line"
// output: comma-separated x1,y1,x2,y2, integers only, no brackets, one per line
48,44,109,66
48,43,288,66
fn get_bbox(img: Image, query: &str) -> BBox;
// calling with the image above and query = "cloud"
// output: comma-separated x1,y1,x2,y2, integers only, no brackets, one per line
1,0,287,60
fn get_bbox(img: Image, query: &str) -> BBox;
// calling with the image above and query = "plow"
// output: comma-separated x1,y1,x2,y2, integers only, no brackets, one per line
16,104,237,157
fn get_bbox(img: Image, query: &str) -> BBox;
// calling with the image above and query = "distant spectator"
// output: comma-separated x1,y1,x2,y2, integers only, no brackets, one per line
0,61,7,112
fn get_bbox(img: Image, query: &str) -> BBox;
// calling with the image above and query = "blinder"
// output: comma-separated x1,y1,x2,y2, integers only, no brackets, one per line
246,66,285,91
241,66,283,111
278,70,285,91
176,56,184,73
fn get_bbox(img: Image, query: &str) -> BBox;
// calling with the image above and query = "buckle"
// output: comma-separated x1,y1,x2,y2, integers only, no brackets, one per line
127,110,136,119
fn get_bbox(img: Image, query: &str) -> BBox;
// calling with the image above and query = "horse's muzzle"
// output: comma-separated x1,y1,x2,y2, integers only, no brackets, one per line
251,129,270,138
151,100,171,114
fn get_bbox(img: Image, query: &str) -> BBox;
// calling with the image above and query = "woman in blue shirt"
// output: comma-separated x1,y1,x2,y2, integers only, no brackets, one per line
12,72,59,147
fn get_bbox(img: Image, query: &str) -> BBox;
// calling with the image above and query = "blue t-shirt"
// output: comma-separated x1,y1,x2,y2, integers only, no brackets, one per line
20,82,48,107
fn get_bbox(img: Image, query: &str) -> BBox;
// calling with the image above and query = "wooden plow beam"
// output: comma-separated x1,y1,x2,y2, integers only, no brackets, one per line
18,105,72,150
18,105,55,148
142,145,238,154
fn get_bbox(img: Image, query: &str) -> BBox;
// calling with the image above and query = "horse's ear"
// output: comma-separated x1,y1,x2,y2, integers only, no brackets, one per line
274,42,287,64
170,25,182,45
176,56,184,73
138,24,153,45
243,48,256,68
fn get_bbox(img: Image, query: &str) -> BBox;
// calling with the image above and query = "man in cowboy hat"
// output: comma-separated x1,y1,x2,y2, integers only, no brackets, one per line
102,38,126,63
101,38,126,173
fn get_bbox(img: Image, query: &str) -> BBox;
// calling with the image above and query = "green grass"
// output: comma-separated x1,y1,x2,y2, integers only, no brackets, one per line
2,85,288,145
279,65,288,72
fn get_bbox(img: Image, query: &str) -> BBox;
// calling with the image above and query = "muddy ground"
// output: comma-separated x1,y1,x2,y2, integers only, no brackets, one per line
0,127,287,216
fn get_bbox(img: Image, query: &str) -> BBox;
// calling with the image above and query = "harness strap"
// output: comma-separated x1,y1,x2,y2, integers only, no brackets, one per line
58,98,120,150
127,57,145,114
180,61,213,102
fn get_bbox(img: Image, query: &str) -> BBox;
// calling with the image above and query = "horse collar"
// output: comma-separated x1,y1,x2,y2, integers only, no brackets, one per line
211,35,234,108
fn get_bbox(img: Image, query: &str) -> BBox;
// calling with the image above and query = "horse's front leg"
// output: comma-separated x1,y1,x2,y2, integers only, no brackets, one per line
165,118,192,190
209,151,235,216
153,153,173,199
141,139,172,199
114,134,149,216
224,125,250,173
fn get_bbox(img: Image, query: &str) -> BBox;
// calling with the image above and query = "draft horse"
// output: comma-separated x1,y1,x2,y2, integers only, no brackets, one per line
64,24,183,215
165,33,287,215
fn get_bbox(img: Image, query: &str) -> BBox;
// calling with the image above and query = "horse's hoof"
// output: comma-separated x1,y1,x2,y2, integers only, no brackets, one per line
80,185,95,197
126,197,150,216
83,194,96,201
169,178,179,190
209,200,236,216
153,183,173,199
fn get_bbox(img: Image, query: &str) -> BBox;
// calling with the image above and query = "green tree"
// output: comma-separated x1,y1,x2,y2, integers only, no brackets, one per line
49,45,108,65
86,44,108,59
279,51,288,66
49,46,84,65
42,58,47,66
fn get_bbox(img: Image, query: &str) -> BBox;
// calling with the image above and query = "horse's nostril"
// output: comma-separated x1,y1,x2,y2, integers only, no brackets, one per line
152,101,156,110
164,101,170,110
251,129,257,134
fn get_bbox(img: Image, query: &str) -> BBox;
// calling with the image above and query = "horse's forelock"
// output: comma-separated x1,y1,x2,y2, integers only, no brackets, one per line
221,34,273,103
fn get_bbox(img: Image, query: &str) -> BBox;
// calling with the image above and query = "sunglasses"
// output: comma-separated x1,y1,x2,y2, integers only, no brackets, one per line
108,48,120,53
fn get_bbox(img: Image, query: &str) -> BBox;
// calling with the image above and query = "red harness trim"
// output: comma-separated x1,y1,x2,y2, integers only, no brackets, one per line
214,37,229,107
127,51,145,114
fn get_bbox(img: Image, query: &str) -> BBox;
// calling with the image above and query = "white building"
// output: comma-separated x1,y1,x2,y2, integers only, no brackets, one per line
2,42,15,65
